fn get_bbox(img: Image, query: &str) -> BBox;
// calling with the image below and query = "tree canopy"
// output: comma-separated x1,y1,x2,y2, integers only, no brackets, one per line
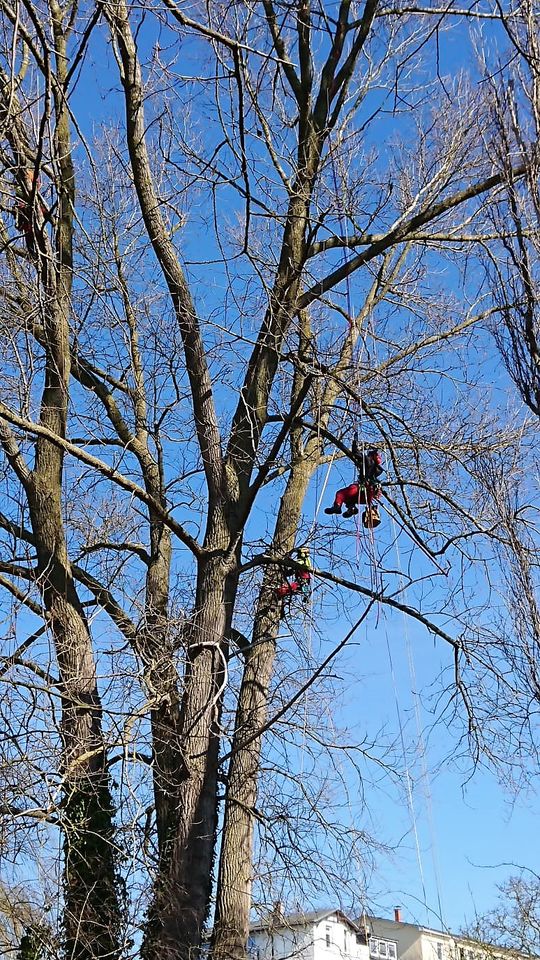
0,1,539,959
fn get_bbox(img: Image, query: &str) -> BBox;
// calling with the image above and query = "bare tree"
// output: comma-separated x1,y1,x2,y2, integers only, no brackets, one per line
0,3,538,960
0,9,124,960
463,870,540,955
482,0,540,415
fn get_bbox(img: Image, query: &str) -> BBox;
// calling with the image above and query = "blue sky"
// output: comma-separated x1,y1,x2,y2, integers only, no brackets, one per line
274,573,540,932
352,609,540,931
2,0,539,943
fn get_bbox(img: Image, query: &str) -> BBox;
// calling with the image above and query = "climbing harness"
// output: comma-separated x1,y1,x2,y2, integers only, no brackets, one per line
324,441,384,524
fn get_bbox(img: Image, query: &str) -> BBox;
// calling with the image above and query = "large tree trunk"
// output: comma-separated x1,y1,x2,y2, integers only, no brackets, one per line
210,458,313,960
22,11,124,951
142,545,237,960
208,150,324,960
28,447,123,960
212,305,360,960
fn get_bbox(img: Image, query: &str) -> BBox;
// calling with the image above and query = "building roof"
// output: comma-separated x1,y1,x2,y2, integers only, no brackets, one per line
250,908,362,935
250,910,534,960
367,917,452,938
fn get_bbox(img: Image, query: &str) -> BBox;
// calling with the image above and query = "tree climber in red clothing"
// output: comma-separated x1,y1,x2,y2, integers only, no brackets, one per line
325,436,383,527
275,547,312,615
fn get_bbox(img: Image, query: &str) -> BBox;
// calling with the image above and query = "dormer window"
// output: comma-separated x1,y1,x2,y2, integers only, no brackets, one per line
370,938,397,960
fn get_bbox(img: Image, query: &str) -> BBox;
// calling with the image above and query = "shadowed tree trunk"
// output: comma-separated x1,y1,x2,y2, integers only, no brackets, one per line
0,8,124,958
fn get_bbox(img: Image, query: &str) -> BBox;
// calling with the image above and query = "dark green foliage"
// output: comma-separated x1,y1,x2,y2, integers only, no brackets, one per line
17,925,48,960
63,776,125,960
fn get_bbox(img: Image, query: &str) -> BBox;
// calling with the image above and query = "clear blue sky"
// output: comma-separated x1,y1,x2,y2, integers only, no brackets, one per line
347,610,540,932
4,1,539,942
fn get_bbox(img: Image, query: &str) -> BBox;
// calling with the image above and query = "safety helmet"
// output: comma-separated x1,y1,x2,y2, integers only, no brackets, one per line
296,547,310,559
368,448,383,465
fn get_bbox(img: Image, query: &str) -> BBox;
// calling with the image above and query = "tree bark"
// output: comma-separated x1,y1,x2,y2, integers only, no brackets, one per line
142,548,236,960
17,9,124,954
210,460,313,960
26,345,123,960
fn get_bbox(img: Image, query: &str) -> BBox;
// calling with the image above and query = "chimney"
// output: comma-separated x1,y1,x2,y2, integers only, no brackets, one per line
394,907,402,923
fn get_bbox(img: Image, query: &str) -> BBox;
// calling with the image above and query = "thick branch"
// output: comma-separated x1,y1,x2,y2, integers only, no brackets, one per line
105,0,224,502
299,165,526,308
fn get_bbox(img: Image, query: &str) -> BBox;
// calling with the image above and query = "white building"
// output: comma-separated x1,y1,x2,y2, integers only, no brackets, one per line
366,911,526,960
248,908,370,960
368,911,449,960
248,908,528,960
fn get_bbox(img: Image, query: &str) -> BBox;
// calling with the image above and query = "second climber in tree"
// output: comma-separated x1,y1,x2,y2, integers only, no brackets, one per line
325,437,383,527
275,547,312,615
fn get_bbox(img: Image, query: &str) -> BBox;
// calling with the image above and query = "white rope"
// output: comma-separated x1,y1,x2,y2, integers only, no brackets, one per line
384,618,428,910
389,504,446,925
395,520,446,926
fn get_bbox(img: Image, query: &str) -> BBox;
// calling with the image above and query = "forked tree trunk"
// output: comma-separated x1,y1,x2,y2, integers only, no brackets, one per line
211,457,315,960
142,549,237,960
212,305,359,959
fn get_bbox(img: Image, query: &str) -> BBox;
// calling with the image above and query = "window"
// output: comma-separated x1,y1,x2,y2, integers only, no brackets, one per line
370,939,398,959
436,944,443,960
344,930,348,953
326,926,331,948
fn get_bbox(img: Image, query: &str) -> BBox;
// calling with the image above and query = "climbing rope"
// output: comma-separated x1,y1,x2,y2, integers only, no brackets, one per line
384,616,429,910
328,137,385,595
389,504,446,926
392,509,446,926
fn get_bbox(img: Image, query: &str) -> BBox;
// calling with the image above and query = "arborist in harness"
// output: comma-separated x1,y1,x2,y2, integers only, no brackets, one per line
275,547,312,614
325,436,383,527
